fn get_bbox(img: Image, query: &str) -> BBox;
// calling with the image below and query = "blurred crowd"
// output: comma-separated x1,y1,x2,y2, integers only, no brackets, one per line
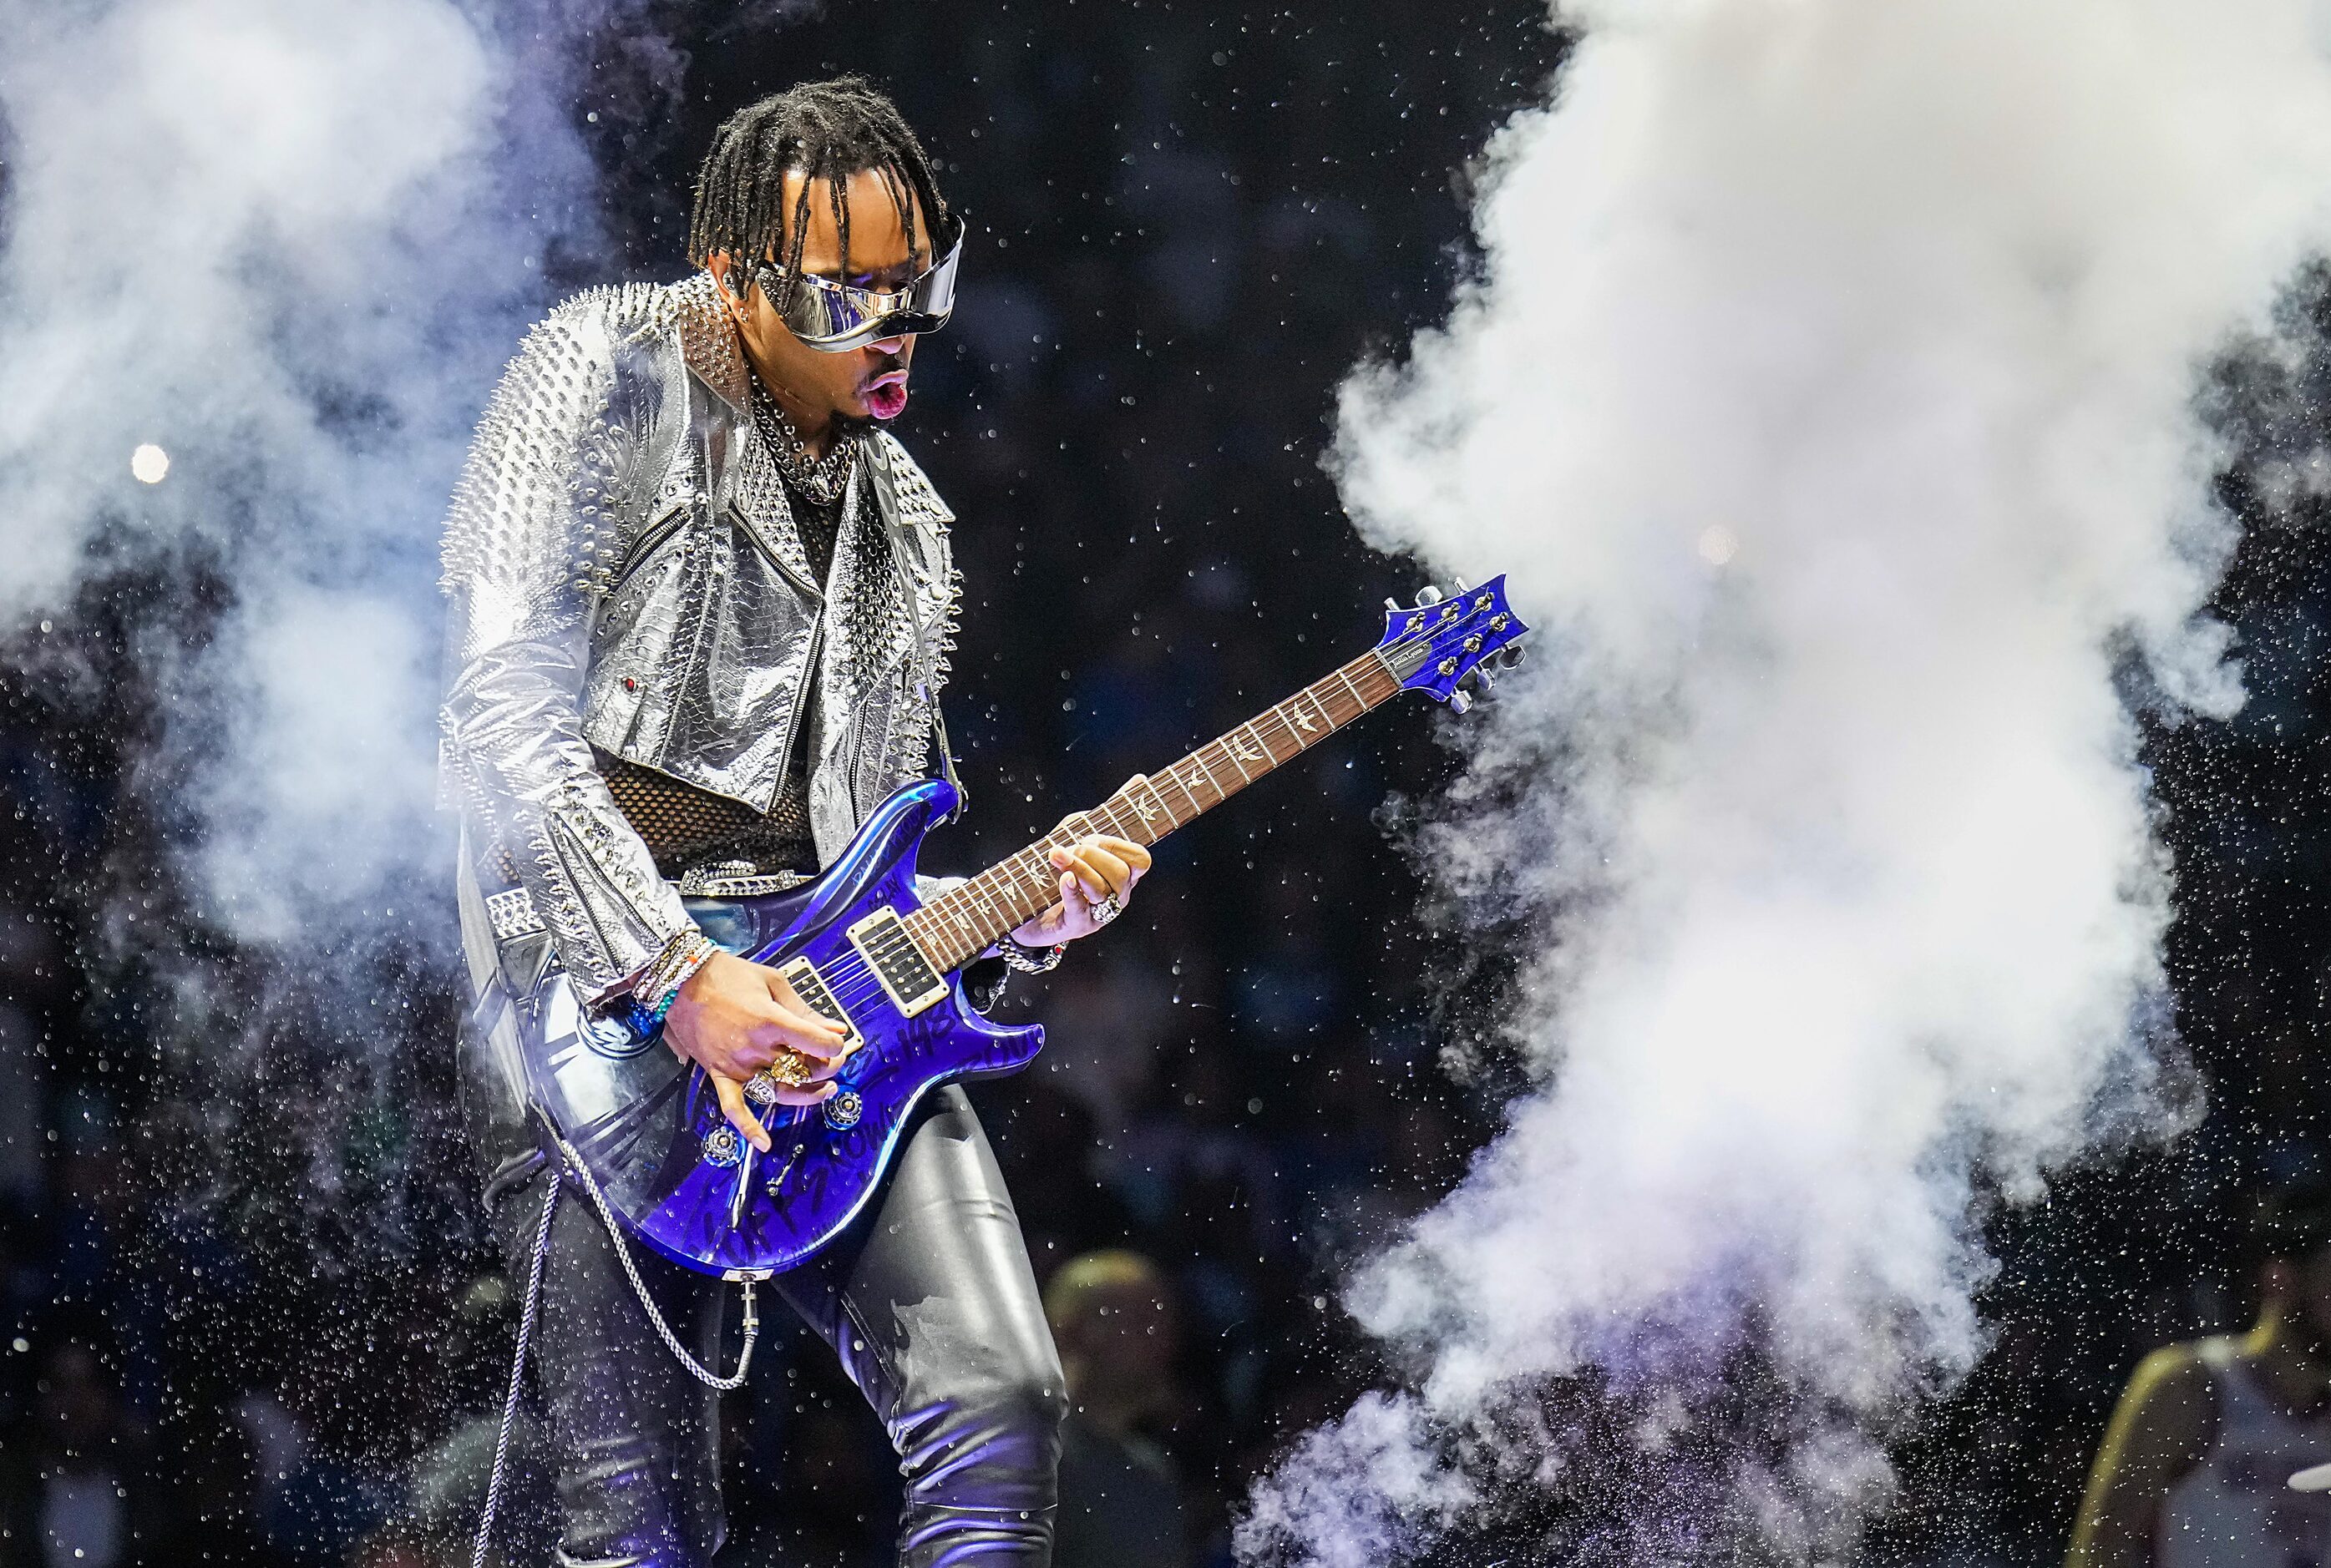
9,4,2331,1566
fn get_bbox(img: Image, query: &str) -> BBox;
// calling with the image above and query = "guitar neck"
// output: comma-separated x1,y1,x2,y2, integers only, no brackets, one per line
905,646,1409,971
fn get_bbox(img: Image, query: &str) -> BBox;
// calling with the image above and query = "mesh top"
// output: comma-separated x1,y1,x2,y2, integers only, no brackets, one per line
596,748,818,879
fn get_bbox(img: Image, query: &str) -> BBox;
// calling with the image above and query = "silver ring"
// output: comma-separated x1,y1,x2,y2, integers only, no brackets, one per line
1090,893,1122,926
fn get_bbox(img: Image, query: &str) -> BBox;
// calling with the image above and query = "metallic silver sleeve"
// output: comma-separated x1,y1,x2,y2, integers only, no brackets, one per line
440,301,696,1007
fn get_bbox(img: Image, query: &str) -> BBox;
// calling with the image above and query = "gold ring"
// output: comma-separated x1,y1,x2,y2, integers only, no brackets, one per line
747,1051,815,1101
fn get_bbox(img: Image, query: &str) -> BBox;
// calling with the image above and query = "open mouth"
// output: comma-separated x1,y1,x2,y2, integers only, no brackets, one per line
864,369,910,421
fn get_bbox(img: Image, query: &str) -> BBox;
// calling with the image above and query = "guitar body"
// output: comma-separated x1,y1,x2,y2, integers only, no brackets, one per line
516,776,1043,1278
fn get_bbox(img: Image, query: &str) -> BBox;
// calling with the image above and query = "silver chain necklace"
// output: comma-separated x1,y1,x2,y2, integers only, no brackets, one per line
748,371,856,504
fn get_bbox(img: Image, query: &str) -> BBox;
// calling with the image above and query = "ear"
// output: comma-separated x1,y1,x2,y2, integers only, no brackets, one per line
705,252,750,321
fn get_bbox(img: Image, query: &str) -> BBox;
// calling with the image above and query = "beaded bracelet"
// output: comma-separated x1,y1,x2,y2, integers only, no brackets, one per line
630,929,720,1034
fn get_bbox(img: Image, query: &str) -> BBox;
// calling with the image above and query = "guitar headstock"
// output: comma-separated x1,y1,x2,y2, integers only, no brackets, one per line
1377,574,1529,712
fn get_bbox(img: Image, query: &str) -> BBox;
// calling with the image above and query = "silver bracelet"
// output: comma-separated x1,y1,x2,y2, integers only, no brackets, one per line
636,929,719,1014
997,938,1063,975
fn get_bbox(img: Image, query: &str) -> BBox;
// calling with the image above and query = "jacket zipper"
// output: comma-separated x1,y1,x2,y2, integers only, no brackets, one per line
769,618,824,812
607,499,691,598
722,497,828,807
727,500,825,603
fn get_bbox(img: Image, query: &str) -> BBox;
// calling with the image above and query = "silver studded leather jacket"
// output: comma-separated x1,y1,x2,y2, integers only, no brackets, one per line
438,273,960,1009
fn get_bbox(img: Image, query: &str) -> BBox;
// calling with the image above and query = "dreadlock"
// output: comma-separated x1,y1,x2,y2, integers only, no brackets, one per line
687,76,948,310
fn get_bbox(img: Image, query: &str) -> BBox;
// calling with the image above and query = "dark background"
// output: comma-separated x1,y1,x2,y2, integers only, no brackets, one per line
2,3,2327,1565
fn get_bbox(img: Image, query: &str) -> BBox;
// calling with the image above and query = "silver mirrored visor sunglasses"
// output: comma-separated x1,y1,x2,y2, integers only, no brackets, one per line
748,218,964,353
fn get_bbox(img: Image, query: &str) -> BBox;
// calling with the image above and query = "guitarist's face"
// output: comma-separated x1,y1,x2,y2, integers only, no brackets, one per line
710,167,929,435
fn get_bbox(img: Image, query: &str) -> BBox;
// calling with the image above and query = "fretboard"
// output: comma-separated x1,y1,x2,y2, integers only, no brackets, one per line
905,646,1406,971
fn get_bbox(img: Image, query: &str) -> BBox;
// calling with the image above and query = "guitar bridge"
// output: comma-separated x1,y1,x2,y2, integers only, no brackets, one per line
845,907,949,1017
776,957,856,1042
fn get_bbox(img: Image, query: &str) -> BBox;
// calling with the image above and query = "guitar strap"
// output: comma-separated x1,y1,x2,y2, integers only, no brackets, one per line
863,438,968,822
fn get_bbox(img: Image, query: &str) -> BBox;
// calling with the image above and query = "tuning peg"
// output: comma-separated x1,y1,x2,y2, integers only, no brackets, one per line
1385,597,1402,614
1499,645,1526,669
1415,584,1444,607
1452,577,1470,593
1449,666,1494,713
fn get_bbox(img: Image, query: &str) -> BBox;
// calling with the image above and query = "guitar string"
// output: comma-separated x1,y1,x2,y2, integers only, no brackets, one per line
910,641,1416,944
802,630,1436,1013
807,736,1280,1015
807,677,1372,1018
812,687,1339,1015
752,604,1502,1019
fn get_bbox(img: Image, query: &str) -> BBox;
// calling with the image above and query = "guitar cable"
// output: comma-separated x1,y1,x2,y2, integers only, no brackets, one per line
470,1126,763,1568
470,1171,558,1568
551,1128,762,1393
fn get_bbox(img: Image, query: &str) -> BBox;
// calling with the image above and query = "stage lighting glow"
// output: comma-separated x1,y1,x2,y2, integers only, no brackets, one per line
130,444,170,484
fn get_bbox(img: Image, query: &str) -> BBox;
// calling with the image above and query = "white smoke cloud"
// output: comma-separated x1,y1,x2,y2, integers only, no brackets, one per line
1247,1,2331,1560
0,0,610,949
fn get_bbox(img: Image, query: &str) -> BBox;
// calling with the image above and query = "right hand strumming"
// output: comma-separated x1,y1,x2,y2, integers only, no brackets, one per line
662,950,854,1151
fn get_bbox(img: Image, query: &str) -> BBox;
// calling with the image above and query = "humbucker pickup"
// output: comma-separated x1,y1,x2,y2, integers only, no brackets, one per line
845,907,949,1016
776,957,856,1041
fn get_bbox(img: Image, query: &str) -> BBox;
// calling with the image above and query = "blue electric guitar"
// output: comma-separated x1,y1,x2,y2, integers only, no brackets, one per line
521,579,1528,1277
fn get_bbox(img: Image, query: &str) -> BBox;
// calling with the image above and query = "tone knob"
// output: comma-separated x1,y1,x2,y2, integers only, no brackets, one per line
701,1126,743,1169
823,1090,864,1130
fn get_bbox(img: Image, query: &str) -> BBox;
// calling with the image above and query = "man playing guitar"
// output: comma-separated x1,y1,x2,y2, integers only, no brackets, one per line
440,76,1147,1566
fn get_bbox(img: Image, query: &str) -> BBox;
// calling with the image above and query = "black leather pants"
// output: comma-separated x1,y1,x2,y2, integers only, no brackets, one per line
489,1085,1065,1567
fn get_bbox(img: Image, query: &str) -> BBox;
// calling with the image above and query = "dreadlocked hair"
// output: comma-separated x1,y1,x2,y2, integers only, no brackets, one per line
687,76,948,310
